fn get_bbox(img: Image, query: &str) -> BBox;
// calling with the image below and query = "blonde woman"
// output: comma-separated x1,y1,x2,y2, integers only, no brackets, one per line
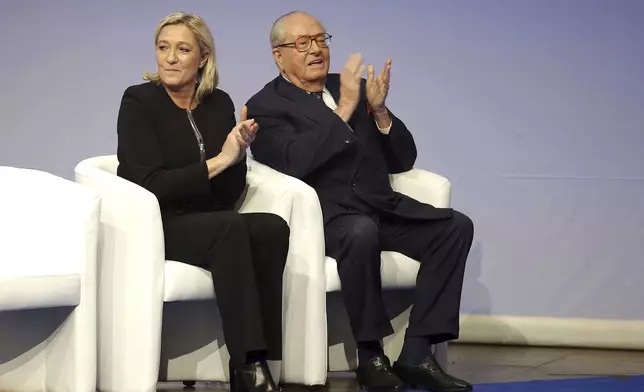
116,12,286,392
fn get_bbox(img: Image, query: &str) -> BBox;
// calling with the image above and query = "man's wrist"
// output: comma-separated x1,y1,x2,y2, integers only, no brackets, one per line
372,104,392,132
335,102,354,122
371,104,388,114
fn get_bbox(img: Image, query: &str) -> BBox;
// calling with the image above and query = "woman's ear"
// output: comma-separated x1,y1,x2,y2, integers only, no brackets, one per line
200,52,209,68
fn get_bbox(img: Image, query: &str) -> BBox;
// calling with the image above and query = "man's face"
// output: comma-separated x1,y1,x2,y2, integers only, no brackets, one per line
273,14,330,90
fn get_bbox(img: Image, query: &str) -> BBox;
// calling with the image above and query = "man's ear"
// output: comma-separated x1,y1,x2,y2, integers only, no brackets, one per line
272,49,284,72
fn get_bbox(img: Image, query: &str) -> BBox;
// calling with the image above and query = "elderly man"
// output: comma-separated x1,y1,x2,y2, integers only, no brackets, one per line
246,11,473,392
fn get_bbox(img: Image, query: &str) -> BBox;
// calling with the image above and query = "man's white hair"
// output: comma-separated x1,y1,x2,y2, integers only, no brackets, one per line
269,10,325,47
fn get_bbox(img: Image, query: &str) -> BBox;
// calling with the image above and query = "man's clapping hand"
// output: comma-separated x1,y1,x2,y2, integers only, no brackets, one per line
335,53,365,122
366,58,391,112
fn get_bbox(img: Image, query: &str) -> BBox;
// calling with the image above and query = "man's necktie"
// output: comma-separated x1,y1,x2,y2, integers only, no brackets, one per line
310,91,324,102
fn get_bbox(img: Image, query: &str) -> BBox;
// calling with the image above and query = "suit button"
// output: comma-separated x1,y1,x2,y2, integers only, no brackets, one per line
345,139,351,144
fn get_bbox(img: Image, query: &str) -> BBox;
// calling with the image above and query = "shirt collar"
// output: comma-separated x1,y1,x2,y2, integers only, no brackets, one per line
281,74,329,95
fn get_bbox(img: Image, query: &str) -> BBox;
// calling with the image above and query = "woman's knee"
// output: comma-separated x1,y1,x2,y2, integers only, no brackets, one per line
252,214,290,270
244,213,290,261
251,213,290,243
213,211,247,233
267,214,290,240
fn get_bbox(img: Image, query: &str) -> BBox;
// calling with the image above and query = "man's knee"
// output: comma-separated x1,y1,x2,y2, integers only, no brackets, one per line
344,216,380,251
331,216,381,275
326,215,380,265
451,210,474,240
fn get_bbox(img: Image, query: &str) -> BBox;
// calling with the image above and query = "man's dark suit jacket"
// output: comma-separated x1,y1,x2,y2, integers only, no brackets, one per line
246,74,452,225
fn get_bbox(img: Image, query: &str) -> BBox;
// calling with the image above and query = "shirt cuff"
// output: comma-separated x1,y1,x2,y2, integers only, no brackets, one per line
375,118,392,133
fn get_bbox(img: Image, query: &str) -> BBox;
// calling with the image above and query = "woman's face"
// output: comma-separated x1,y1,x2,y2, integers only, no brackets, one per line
155,24,206,91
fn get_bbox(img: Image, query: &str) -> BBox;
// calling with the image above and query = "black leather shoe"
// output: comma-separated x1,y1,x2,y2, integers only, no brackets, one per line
355,355,406,392
230,360,280,392
393,354,472,392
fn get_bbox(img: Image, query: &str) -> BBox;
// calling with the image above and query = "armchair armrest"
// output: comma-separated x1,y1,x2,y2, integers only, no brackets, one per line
246,157,328,385
239,163,295,221
74,155,165,392
389,168,452,208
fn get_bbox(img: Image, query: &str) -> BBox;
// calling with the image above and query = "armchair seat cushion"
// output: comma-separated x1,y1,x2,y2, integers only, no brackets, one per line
163,260,215,302
0,274,80,311
325,251,419,292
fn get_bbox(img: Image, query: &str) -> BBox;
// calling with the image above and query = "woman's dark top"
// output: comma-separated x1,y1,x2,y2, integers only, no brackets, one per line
116,81,246,213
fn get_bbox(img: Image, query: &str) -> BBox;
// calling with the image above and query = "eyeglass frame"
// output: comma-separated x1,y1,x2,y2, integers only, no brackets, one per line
272,33,332,52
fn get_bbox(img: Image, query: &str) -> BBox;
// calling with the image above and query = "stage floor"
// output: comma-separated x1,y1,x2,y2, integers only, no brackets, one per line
158,343,644,390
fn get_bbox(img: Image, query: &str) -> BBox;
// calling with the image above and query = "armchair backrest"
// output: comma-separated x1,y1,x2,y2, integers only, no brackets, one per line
0,166,100,279
85,155,119,175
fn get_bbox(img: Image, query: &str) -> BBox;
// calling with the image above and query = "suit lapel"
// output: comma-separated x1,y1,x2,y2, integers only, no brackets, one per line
325,75,341,104
324,74,367,130
274,76,337,124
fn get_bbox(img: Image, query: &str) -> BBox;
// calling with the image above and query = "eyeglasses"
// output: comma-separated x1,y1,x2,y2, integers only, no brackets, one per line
273,33,332,52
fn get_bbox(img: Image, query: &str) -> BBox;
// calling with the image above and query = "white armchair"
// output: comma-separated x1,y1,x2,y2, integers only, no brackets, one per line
248,161,453,385
0,166,99,392
73,155,327,392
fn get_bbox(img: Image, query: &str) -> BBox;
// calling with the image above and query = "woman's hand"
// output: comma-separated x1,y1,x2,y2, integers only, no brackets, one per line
234,106,258,150
208,106,258,178
224,105,258,165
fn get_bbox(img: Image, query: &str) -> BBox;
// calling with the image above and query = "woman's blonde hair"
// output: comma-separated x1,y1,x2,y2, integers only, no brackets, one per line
144,12,219,105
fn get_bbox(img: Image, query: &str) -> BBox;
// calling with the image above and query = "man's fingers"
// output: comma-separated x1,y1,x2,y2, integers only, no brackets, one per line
367,64,374,84
346,53,363,72
357,64,365,78
383,58,392,82
377,59,391,83
377,70,386,84
347,53,359,68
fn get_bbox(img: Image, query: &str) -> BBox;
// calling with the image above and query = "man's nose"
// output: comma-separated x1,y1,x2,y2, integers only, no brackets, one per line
309,39,322,54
